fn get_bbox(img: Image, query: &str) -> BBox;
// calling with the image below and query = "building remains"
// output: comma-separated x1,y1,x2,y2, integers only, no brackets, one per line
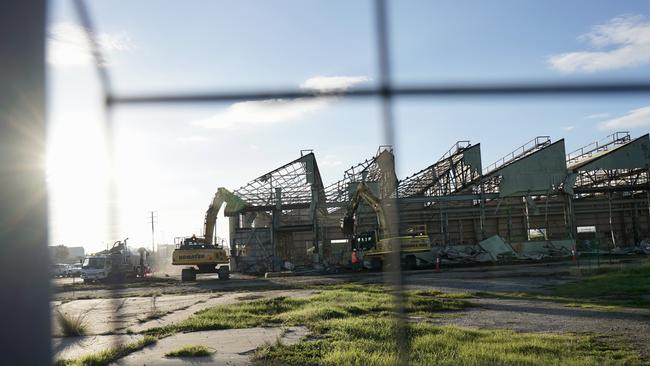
207,132,650,273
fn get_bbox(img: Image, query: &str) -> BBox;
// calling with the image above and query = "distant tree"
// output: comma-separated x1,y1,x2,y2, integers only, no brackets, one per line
53,245,69,262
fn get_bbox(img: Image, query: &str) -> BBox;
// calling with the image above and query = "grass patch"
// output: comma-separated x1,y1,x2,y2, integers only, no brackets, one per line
139,284,642,365
472,291,586,304
56,310,87,337
257,318,641,366
144,285,471,337
165,345,213,358
553,264,650,308
562,303,620,311
434,292,475,299
473,263,650,309
55,336,156,366
144,296,307,337
470,292,626,312
406,290,473,318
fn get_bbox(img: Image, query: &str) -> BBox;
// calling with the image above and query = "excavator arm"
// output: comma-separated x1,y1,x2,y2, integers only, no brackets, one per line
342,182,389,239
203,187,247,245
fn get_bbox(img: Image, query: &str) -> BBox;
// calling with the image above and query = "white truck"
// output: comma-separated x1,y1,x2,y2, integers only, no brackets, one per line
81,239,149,283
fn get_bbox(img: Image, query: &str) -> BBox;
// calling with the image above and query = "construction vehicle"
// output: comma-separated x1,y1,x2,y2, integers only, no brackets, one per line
172,188,245,281
342,182,431,269
81,238,149,282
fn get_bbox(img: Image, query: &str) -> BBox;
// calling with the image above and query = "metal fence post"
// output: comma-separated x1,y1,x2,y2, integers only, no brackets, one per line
0,1,51,364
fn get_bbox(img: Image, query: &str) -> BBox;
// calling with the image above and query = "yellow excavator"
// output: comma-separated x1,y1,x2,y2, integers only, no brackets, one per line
342,182,430,269
172,188,246,281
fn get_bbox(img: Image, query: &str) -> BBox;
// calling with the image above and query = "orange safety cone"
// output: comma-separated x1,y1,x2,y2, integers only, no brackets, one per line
435,256,441,273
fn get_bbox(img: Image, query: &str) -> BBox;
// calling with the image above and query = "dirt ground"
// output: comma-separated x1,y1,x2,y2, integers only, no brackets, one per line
52,260,575,300
52,259,650,362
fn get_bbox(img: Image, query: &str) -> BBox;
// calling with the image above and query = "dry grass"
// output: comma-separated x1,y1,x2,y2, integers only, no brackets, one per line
56,310,87,337
55,336,156,366
165,345,213,358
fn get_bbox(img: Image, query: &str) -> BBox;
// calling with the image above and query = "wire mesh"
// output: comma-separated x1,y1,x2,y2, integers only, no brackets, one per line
66,0,650,364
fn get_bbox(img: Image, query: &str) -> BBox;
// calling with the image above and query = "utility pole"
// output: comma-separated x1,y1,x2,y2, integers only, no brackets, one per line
149,211,157,253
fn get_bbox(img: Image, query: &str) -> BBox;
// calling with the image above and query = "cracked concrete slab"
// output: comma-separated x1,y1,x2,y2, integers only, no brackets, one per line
128,289,314,333
52,294,218,336
112,326,309,366
52,290,315,336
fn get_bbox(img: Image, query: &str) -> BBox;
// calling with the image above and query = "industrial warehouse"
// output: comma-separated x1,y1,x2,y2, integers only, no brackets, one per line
208,132,650,273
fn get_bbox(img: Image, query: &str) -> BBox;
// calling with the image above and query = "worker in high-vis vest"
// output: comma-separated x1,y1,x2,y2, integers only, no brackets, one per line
351,248,360,271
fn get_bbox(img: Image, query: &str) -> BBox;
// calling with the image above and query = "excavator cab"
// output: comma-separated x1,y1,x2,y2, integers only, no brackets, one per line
178,235,214,250
172,188,243,282
172,235,230,282
352,231,378,252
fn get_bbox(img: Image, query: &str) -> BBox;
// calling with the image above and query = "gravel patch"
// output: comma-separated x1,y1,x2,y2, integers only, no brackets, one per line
112,326,309,366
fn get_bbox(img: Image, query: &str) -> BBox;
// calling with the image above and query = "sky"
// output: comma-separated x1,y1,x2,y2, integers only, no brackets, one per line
46,0,650,253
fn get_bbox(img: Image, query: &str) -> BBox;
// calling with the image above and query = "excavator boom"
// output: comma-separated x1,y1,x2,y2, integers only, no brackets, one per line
203,187,247,245
343,182,390,239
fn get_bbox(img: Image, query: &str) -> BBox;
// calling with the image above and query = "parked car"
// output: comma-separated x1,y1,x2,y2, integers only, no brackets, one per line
68,263,82,277
51,263,68,278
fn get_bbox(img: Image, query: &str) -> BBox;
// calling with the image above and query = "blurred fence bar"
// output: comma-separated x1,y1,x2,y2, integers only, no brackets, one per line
0,1,51,365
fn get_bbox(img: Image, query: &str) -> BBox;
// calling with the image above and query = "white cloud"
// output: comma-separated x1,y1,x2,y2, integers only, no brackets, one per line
547,15,650,73
192,75,368,129
563,126,575,131
584,113,611,120
320,154,342,167
300,76,370,92
177,135,211,144
47,22,133,67
600,106,650,129
192,98,329,129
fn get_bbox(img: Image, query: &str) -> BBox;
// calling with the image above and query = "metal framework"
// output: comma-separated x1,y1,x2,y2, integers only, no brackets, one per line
574,169,649,194
483,136,551,175
571,133,650,195
324,145,396,206
233,152,326,211
480,136,553,194
398,141,481,198
567,132,631,167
